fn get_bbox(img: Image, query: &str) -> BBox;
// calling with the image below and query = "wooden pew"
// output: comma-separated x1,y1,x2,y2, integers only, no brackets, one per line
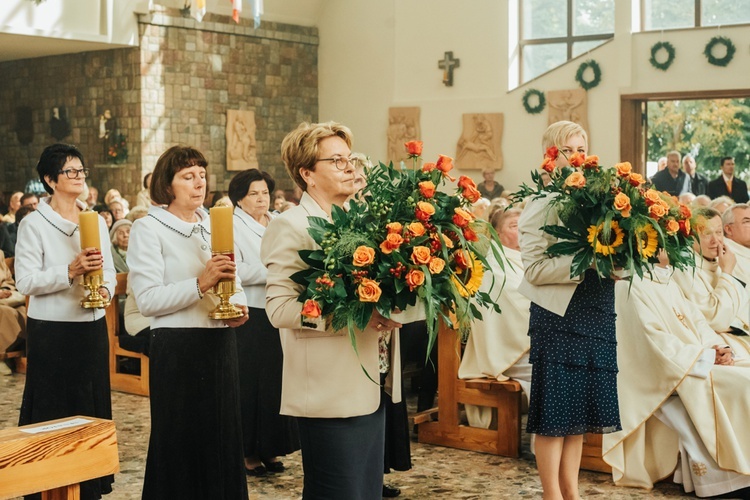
0,416,119,499
107,273,149,396
415,321,612,472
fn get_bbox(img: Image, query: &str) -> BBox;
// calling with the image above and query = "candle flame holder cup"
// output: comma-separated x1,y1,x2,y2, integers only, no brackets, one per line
209,252,243,320
81,272,111,309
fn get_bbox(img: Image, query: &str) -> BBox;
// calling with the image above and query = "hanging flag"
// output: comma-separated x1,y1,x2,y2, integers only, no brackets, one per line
191,0,206,22
230,0,241,23
252,0,263,28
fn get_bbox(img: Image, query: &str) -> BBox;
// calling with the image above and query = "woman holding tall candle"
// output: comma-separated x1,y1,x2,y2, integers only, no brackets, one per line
128,145,249,499
228,168,300,476
15,143,116,500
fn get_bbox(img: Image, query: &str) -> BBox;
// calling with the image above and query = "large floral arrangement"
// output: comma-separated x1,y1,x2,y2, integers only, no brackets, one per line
107,134,128,164
513,147,695,279
292,141,504,362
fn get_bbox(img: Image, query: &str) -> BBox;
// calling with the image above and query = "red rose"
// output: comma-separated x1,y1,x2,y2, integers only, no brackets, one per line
301,299,322,319
568,152,585,167
679,218,691,237
545,146,559,160
462,185,481,203
405,141,423,156
463,227,478,242
540,157,556,173
457,176,476,190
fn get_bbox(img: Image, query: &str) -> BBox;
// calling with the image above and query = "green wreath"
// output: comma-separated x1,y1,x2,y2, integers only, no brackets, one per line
704,36,736,67
522,88,546,115
575,60,602,90
649,41,675,71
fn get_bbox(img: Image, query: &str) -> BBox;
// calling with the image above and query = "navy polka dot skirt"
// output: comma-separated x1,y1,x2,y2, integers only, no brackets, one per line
526,269,621,437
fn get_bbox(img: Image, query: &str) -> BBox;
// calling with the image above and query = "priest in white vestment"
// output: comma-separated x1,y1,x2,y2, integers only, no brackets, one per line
672,207,750,355
459,208,532,429
723,203,750,285
603,262,750,498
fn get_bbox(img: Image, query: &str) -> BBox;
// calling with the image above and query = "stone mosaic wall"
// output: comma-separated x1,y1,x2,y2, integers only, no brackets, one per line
0,6,318,205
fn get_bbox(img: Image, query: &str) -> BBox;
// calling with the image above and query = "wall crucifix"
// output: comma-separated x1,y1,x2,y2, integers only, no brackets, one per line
438,51,460,87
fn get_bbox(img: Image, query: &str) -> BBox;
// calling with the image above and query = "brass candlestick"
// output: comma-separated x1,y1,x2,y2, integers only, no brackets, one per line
81,272,110,309
208,252,243,320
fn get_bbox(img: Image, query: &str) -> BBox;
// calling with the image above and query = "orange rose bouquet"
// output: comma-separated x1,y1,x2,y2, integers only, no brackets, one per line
513,148,695,279
292,142,504,360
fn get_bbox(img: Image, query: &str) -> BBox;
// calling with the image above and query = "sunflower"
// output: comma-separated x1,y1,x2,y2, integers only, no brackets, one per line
635,224,659,258
586,220,625,256
451,254,485,297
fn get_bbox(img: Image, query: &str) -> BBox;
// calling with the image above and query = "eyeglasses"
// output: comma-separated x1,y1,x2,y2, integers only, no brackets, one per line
317,156,355,171
61,168,90,179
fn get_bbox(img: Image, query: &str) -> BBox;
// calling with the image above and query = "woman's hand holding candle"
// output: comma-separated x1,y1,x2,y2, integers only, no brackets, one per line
197,254,236,295
68,247,104,280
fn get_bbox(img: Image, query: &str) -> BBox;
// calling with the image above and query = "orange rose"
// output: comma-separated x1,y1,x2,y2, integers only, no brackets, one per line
463,227,479,242
405,269,425,291
357,278,382,303
428,257,446,274
583,155,599,169
407,221,426,236
411,245,432,265
436,155,454,175
545,146,559,159
419,180,436,198
628,173,645,186
649,203,668,219
564,171,586,188
379,233,404,254
452,207,474,228
665,219,680,235
679,204,692,219
405,140,423,156
679,218,691,237
643,189,662,206
454,249,471,269
462,185,481,203
386,222,403,234
613,192,632,218
615,162,632,177
352,245,376,267
457,176,477,190
441,233,454,249
301,299,322,319
422,162,436,173
568,152,585,167
415,201,436,221
540,157,556,173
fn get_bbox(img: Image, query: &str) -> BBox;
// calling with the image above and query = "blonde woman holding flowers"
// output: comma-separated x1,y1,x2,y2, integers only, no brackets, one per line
517,121,621,500
261,122,402,499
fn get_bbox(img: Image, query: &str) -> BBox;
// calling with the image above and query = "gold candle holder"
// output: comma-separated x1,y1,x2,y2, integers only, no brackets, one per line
208,251,243,320
81,272,110,309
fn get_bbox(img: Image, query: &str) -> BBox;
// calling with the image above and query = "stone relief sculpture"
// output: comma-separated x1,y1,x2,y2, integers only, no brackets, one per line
456,113,503,171
548,89,589,135
226,109,258,171
387,107,420,164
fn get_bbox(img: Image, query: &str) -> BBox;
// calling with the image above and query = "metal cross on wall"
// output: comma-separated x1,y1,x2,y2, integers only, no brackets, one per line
438,51,460,87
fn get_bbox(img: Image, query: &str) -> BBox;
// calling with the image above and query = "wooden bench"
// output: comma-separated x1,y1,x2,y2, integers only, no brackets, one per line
0,416,119,499
107,273,149,396
414,320,612,472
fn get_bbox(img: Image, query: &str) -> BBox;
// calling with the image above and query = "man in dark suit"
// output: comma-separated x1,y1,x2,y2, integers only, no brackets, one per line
707,156,749,203
650,151,691,197
683,154,709,197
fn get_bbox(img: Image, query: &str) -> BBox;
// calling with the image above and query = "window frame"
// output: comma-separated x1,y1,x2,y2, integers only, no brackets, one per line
517,0,614,85
640,0,750,30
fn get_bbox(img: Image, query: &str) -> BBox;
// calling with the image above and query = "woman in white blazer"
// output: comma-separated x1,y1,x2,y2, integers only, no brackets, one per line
261,122,402,500
517,121,621,500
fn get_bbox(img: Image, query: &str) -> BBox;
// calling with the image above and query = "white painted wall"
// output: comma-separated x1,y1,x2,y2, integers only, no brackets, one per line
318,0,750,193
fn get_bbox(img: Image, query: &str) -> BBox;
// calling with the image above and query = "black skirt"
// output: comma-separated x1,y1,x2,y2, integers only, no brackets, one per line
236,307,299,459
19,317,114,500
141,327,247,500
526,269,621,437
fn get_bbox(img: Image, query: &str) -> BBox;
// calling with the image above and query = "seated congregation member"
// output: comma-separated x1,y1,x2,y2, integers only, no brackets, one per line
15,144,115,500
672,208,750,351
650,150,691,197
109,219,131,273
459,207,531,429
261,121,403,499
228,168,300,476
136,172,152,208
707,156,749,203
710,195,734,215
723,203,750,284
603,259,750,498
0,249,26,376
128,145,249,499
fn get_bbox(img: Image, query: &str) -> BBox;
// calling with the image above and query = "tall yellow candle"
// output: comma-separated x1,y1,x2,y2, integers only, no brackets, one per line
210,206,234,253
79,211,103,278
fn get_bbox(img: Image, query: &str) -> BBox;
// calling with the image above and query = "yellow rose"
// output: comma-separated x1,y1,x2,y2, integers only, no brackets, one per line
352,245,376,267
564,171,586,188
357,278,382,303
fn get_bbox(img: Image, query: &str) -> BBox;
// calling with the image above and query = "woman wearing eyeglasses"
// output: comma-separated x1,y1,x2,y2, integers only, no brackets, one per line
15,143,116,500
261,122,402,499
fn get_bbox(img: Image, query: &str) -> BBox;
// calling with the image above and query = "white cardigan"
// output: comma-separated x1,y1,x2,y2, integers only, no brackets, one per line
15,197,116,322
233,207,273,309
128,205,246,330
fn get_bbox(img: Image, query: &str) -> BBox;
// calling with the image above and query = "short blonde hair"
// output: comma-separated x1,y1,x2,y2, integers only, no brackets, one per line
280,121,353,190
541,121,588,153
